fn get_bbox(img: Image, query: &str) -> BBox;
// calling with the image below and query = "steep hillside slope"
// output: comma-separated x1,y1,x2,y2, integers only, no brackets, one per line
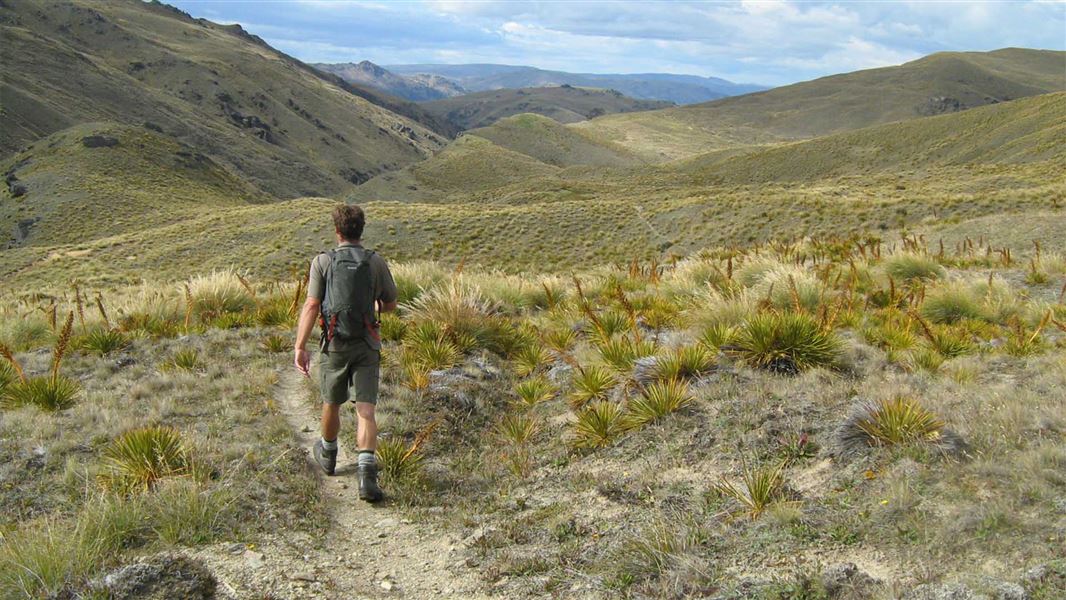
387,63,766,104
1,122,263,250
682,92,1066,184
580,48,1066,161
421,86,672,129
313,60,467,101
0,0,447,197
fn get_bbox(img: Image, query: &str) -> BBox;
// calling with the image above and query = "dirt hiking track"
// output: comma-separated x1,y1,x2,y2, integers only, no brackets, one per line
193,367,494,599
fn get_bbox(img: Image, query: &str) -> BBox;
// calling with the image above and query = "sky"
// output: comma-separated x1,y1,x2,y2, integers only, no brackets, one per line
168,1,1066,86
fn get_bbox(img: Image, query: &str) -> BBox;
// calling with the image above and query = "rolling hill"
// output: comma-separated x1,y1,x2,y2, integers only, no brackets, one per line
578,48,1066,161
421,86,673,130
385,63,766,104
312,60,468,101
0,0,450,198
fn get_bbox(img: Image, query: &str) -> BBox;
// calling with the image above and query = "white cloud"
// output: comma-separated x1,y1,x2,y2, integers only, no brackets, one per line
169,0,1066,85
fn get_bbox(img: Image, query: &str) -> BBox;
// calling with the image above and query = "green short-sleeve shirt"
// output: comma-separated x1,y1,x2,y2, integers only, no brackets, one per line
307,242,398,351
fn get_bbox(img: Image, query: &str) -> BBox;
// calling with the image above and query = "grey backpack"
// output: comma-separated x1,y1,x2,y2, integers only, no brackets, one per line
319,247,377,350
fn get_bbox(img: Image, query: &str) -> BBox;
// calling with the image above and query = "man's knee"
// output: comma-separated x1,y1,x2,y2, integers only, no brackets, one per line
355,402,376,420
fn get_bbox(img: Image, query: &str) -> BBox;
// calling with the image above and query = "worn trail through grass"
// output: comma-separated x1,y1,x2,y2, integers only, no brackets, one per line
196,367,492,599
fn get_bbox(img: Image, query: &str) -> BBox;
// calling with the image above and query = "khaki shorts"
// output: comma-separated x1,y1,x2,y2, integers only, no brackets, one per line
318,341,380,405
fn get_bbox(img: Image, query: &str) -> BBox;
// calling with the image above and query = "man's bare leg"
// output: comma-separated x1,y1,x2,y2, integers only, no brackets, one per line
321,402,341,442
355,402,377,451
355,401,383,501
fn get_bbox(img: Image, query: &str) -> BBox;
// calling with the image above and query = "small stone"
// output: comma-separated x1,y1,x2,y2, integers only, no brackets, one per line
291,572,316,583
301,425,312,433
243,550,265,569
375,517,399,528
227,543,244,555
380,580,394,591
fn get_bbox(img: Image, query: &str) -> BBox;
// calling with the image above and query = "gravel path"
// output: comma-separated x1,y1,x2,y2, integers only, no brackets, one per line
192,367,493,599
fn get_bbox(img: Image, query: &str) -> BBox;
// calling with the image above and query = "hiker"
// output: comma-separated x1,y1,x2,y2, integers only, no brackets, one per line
294,204,398,502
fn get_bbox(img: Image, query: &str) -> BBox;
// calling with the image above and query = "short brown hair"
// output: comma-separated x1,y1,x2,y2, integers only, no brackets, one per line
332,204,365,241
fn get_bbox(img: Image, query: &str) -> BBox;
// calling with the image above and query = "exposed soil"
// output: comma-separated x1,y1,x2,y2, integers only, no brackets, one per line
192,367,494,599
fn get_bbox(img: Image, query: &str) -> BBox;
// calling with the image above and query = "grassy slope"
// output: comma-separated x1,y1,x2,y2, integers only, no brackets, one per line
0,0,445,197
468,113,646,167
421,86,673,129
679,92,1066,184
4,93,1065,288
0,123,264,248
578,48,1066,161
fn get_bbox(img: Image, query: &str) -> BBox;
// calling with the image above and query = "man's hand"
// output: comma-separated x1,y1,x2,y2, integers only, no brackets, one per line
294,348,311,377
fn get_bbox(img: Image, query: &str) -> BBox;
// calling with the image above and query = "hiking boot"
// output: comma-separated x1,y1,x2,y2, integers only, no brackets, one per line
313,440,337,476
357,463,384,502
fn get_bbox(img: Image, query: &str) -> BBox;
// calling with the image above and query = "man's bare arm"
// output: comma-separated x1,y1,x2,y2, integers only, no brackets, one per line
378,300,398,313
293,297,320,376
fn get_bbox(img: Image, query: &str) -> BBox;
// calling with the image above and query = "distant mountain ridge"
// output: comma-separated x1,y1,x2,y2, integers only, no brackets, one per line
421,86,673,130
383,63,768,104
312,61,468,101
0,0,451,198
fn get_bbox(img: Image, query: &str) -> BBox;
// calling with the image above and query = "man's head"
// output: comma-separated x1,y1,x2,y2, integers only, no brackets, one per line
332,204,366,242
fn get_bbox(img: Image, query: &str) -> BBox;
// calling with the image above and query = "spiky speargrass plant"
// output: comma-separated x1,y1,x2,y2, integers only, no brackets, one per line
920,283,987,324
379,312,407,342
186,270,256,322
714,458,787,520
496,413,540,445
733,312,842,374
514,376,554,408
597,336,656,373
76,327,129,356
587,310,633,343
165,348,202,372
861,310,917,351
400,357,431,392
697,323,738,352
544,327,578,354
903,348,946,373
569,366,617,409
377,420,437,485
653,346,715,381
100,426,189,493
513,343,552,377
851,398,944,448
259,334,289,353
1003,311,1052,357
911,313,975,358
882,253,945,283
625,379,692,428
573,401,627,449
408,333,460,371
2,313,80,411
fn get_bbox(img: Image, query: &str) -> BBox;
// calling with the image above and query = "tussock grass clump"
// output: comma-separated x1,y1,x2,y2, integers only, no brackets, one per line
586,310,633,343
733,312,842,374
404,277,499,348
514,376,554,408
625,379,692,428
573,401,627,449
569,365,617,409
714,459,787,521
856,398,943,446
100,426,190,494
0,317,54,352
653,345,714,381
76,327,130,356
611,521,706,587
882,253,945,283
920,283,987,324
186,270,256,321
749,265,827,312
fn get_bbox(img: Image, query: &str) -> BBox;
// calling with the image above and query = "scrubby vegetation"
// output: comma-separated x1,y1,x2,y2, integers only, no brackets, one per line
2,237,1064,598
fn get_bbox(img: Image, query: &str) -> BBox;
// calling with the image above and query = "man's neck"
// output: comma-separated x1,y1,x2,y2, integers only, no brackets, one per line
338,238,361,246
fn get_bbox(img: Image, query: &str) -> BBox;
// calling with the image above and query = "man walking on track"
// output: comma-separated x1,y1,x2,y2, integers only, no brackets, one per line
294,205,399,502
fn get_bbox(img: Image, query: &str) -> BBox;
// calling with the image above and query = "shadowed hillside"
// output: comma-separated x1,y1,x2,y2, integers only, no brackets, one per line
313,60,468,101
421,86,672,130
579,48,1066,161
0,0,449,197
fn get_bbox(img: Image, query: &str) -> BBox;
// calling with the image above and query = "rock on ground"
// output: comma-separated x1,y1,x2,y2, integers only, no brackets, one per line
94,553,216,600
